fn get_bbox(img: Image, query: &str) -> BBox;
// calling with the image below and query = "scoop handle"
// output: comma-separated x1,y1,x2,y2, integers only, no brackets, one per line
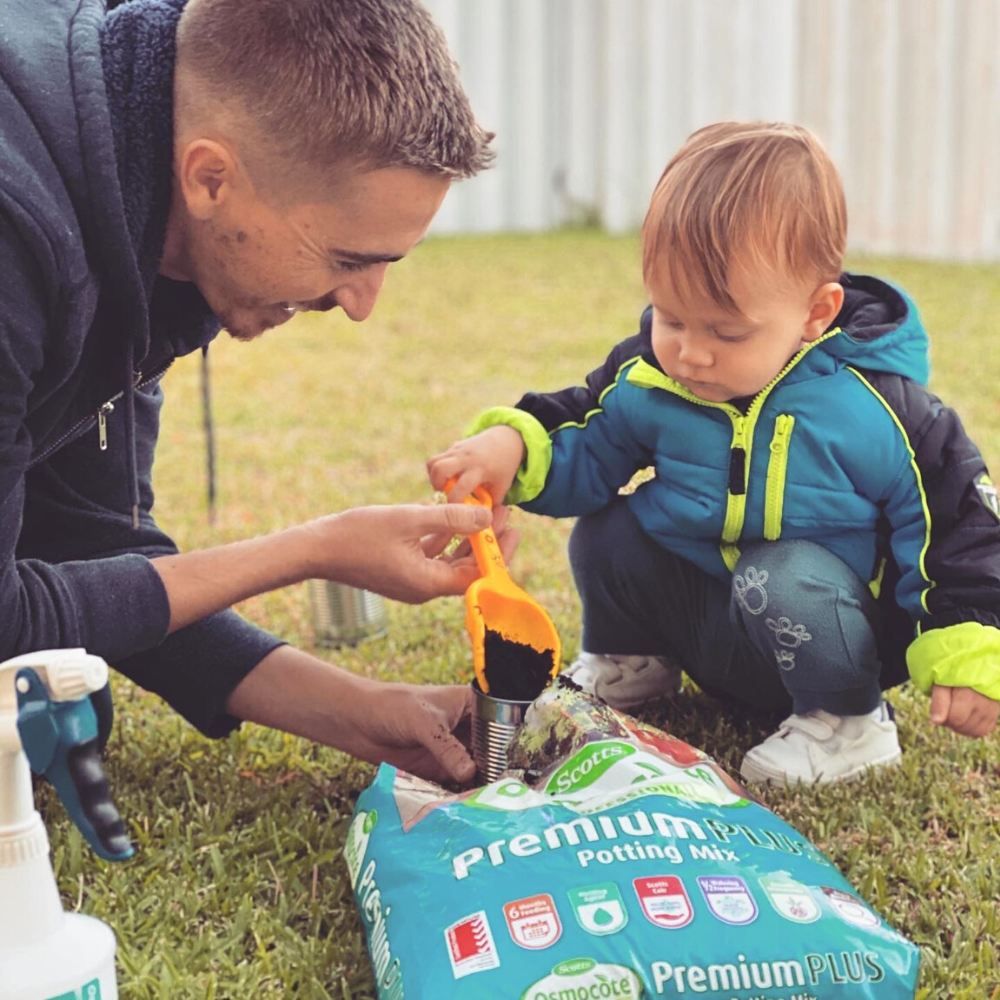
442,481,509,582
461,487,512,582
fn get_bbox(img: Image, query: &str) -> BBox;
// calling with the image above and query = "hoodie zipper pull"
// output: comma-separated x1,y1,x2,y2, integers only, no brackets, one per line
97,401,115,451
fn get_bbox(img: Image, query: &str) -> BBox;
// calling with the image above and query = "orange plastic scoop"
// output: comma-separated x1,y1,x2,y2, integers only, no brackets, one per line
456,485,561,698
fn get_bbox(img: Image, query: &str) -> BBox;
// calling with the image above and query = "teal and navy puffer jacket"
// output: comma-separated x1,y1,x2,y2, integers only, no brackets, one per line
472,274,1000,702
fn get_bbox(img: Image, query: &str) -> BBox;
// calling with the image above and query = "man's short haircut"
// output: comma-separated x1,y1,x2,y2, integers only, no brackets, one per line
642,122,847,311
177,0,494,182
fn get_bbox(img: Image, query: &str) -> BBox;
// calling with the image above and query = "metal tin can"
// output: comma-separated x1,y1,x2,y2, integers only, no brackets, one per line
470,680,533,782
307,580,388,648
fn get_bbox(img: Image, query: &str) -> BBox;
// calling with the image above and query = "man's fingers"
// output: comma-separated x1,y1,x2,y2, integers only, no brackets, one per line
929,685,952,725
421,530,455,558
448,536,472,560
436,732,477,784
426,502,491,535
423,511,505,559
439,560,483,594
409,556,481,599
419,704,476,783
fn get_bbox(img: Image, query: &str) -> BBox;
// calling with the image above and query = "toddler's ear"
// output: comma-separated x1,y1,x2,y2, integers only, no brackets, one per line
802,282,845,341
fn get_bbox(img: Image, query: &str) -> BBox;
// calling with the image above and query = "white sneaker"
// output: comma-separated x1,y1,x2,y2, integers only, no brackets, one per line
563,651,682,709
740,703,901,786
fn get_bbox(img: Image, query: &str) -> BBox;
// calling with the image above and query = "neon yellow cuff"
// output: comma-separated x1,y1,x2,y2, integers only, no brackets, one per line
906,621,1000,701
465,406,552,504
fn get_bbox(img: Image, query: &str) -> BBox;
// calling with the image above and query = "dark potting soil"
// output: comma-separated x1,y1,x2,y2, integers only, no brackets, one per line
483,628,555,701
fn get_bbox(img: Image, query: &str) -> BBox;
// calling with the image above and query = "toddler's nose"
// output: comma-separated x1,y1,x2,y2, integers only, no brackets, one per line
676,335,713,368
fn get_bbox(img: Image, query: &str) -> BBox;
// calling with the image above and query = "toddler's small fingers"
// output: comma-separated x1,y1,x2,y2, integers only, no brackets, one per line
945,697,975,734
968,704,999,738
955,716,986,738
426,455,454,491
449,469,485,502
490,504,510,537
497,526,521,564
928,685,951,725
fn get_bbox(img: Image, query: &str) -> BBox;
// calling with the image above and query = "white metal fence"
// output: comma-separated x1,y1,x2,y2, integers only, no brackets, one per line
425,0,1000,261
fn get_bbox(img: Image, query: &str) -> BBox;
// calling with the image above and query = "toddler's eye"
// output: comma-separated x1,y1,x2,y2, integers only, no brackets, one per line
713,328,749,343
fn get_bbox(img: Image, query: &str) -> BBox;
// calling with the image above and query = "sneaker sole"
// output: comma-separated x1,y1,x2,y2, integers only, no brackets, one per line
740,749,903,787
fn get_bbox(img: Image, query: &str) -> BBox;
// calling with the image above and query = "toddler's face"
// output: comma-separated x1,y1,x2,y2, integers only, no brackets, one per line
646,265,826,403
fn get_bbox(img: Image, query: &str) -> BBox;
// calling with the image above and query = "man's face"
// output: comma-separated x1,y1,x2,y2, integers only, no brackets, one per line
647,263,824,403
181,166,450,341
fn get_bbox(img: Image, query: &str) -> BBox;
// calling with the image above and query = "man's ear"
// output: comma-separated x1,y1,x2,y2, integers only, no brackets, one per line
802,281,845,342
176,138,241,220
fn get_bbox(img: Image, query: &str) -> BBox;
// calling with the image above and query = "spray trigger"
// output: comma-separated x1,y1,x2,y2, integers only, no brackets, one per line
16,668,134,862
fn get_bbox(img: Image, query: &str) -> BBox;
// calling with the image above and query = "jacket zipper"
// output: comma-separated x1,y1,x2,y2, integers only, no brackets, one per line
628,328,841,570
97,401,114,451
763,414,795,540
719,414,748,567
29,360,175,468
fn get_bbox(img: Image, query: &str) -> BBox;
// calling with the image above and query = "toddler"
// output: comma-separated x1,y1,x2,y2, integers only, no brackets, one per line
428,122,1000,785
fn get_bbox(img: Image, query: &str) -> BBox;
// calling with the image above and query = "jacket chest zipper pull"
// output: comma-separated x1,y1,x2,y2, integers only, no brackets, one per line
97,402,115,451
728,446,747,495
728,416,748,496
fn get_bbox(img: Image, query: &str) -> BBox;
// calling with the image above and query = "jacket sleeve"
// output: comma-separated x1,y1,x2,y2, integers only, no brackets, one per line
1,226,282,736
866,371,1000,701
21,380,285,737
0,222,175,664
467,329,652,517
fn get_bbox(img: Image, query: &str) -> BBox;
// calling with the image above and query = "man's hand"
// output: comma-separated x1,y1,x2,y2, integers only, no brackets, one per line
154,500,512,633
338,681,475,784
304,502,515,603
227,646,476,785
929,685,1000,737
427,425,526,504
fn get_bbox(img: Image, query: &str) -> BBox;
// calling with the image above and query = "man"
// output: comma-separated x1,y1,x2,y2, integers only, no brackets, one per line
0,0,499,784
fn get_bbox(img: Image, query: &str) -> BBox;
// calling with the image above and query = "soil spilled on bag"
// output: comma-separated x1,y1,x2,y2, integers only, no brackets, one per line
482,628,555,701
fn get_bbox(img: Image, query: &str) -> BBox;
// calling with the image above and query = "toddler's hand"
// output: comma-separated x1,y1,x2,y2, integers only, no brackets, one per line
427,426,526,503
929,685,999,737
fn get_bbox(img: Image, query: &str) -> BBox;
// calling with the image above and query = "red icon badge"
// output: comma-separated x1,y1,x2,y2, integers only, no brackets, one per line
633,875,694,929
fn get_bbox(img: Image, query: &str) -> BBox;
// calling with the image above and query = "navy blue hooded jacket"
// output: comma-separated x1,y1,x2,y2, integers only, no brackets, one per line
0,0,283,735
471,278,1000,703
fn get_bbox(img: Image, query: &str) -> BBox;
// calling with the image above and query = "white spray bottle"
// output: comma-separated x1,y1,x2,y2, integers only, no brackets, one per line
0,649,134,1000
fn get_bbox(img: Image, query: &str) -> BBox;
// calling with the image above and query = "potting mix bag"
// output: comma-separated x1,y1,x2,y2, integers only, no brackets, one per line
345,679,920,998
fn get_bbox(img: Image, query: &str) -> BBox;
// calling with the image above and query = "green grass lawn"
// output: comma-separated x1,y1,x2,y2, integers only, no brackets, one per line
44,232,999,997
